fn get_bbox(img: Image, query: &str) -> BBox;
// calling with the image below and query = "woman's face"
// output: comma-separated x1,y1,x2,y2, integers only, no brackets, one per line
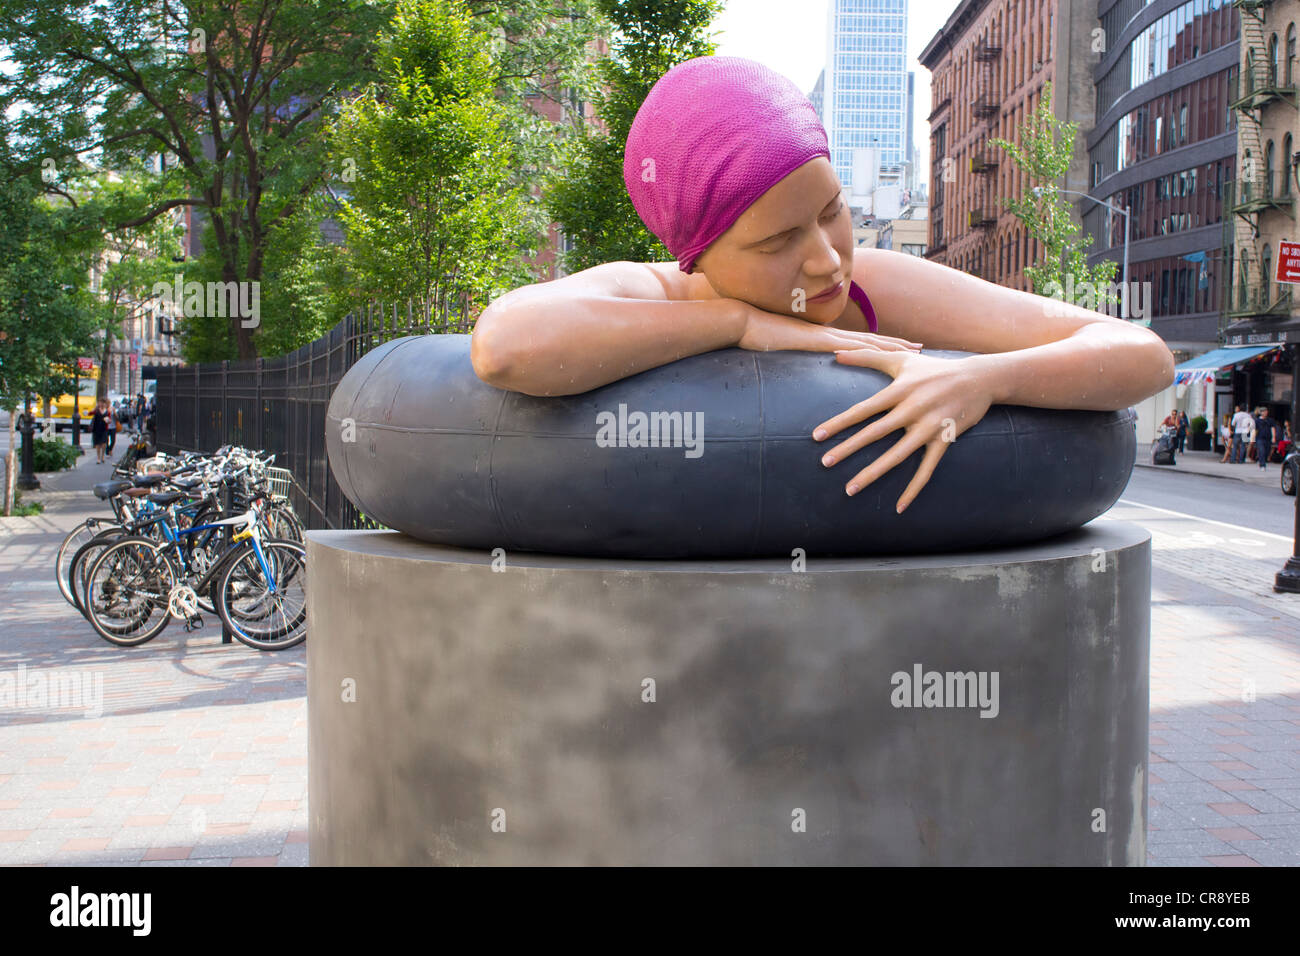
694,156,853,325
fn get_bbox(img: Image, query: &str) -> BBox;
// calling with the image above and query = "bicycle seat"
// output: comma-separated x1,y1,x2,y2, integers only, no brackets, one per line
146,491,187,506
172,476,204,490
92,480,133,500
133,473,168,487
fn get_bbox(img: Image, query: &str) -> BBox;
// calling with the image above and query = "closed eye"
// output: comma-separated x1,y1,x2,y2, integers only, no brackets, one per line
760,202,844,253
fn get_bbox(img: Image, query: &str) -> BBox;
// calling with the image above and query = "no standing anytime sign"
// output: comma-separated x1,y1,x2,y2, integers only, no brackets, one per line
1278,241,1300,285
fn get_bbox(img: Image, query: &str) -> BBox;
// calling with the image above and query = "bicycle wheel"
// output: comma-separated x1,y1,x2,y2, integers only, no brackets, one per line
83,537,176,646
56,521,122,607
215,539,307,651
69,528,130,619
263,504,304,544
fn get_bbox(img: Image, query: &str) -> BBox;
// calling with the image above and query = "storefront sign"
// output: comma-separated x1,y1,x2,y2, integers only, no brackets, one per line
1224,329,1300,346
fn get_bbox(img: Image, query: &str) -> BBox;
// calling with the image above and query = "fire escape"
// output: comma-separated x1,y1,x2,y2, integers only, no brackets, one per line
1223,0,1297,326
967,30,1002,260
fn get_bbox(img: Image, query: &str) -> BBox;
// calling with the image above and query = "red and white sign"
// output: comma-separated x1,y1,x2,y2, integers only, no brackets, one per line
76,357,94,372
129,353,138,370
1278,240,1300,285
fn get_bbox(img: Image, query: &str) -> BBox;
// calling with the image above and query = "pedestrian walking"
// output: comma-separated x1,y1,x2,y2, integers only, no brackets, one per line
1176,410,1188,454
1253,406,1277,470
1230,404,1253,463
90,399,110,464
106,401,118,454
1218,414,1232,462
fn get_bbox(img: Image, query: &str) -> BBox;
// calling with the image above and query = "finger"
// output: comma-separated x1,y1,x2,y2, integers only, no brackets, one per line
812,388,901,441
831,340,913,353
843,428,928,496
832,348,909,374
895,440,948,514
875,335,924,349
821,407,907,465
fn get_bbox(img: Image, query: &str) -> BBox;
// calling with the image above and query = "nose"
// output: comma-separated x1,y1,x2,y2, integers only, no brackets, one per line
801,227,842,283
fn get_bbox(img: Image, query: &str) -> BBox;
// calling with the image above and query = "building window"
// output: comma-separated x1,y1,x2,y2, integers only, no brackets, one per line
1239,250,1249,309
1287,24,1297,88
1266,140,1275,198
1269,33,1280,87
1262,246,1272,305
1284,134,1294,196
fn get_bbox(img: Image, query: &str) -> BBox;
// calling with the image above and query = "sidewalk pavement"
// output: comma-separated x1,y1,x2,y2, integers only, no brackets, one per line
0,450,307,866
1135,447,1288,488
2,453,1299,866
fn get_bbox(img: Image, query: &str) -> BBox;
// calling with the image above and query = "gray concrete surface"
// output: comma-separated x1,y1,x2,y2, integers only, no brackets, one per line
306,523,1152,866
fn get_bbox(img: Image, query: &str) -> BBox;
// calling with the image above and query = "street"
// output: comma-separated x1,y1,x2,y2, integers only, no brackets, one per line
1124,463,1296,538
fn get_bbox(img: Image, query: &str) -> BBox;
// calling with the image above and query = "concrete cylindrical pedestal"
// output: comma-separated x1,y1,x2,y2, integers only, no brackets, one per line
307,522,1150,866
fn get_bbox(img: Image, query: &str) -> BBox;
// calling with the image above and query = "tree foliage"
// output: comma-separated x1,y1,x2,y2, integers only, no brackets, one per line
990,81,1119,303
0,133,99,413
543,0,725,273
0,0,396,360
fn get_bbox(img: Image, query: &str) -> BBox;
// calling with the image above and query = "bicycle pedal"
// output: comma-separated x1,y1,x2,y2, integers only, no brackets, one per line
184,614,204,632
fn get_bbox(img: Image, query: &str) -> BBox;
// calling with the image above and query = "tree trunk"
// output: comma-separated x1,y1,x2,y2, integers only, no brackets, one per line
226,264,258,361
99,333,113,399
3,411,15,516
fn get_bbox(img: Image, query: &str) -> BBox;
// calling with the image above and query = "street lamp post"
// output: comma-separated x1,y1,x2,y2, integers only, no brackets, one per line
1032,186,1131,321
17,392,40,491
1276,153,1300,593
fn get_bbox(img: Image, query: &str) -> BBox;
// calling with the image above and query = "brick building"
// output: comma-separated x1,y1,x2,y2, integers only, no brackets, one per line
920,0,1098,290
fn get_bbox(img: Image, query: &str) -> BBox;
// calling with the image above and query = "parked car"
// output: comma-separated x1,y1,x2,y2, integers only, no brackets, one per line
1283,448,1298,496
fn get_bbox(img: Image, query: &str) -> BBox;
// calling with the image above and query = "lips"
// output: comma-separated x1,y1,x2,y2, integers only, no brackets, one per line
808,280,843,302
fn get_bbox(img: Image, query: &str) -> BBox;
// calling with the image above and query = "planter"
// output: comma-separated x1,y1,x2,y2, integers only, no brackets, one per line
1189,432,1211,451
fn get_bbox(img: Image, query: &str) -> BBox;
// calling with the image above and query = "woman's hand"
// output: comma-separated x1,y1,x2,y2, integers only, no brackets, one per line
812,350,997,513
736,301,922,354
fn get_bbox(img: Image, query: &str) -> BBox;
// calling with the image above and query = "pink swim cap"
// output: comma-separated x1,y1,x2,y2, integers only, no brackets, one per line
623,56,831,274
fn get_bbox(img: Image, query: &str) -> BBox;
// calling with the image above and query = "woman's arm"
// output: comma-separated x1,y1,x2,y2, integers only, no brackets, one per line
856,248,1175,410
471,261,922,396
471,262,746,396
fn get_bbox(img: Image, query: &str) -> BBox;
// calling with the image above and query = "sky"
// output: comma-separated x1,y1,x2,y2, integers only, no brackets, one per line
711,0,960,189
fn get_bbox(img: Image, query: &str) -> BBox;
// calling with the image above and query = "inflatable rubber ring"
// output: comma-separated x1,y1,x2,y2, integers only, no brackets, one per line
325,334,1136,558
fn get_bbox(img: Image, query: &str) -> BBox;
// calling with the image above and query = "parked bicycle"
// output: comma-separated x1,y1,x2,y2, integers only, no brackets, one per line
54,443,307,650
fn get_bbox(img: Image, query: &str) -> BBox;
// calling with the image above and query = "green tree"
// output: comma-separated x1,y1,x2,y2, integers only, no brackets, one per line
543,0,725,273
991,81,1119,309
0,135,99,514
0,0,396,361
73,169,186,399
325,0,548,319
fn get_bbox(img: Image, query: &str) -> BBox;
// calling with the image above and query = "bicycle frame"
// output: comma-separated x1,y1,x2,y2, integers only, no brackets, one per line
151,499,280,599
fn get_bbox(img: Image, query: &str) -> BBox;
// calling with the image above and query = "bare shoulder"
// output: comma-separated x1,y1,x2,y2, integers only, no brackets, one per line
491,260,695,309
639,260,718,302
851,246,924,292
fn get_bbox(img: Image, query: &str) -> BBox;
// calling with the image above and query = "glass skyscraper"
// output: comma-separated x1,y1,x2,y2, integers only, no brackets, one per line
822,0,910,189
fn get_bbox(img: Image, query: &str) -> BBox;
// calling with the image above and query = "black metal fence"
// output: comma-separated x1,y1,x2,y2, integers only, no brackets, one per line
144,299,472,530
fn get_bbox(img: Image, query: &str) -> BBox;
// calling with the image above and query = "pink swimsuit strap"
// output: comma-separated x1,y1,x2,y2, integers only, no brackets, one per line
847,280,878,334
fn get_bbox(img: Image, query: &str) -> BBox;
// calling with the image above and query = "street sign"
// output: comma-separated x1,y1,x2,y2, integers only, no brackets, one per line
129,353,137,370
1278,240,1300,285
76,357,94,372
